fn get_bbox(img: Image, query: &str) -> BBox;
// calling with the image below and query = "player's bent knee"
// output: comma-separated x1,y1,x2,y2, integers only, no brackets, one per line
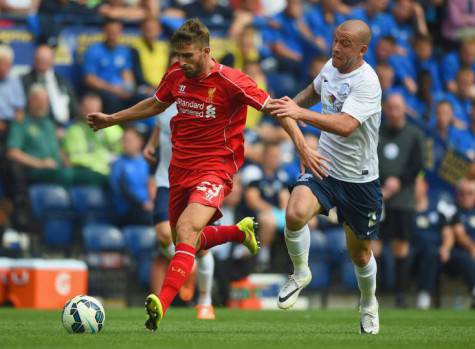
175,219,201,245
285,205,310,230
349,249,372,267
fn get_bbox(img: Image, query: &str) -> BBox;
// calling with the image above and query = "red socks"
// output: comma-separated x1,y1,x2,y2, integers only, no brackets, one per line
159,243,196,313
199,225,245,251
158,226,245,313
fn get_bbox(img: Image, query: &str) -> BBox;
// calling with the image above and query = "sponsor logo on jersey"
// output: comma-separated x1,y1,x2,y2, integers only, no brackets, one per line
205,105,216,118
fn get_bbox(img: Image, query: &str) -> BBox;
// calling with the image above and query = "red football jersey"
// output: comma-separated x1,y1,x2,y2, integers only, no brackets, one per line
155,61,269,175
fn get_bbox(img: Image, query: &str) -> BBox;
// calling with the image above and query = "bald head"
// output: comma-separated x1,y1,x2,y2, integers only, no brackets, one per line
337,20,371,46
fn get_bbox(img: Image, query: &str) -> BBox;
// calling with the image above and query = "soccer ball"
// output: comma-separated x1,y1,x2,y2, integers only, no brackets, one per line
62,295,105,334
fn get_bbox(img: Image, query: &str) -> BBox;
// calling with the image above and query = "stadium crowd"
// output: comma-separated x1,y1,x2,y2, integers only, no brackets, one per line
0,0,474,309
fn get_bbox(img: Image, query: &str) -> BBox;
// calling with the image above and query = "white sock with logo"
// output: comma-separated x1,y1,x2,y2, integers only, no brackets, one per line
197,252,214,306
284,225,310,279
354,253,377,308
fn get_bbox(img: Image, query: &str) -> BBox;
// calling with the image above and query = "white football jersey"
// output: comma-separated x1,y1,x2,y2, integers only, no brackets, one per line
154,103,177,188
313,59,381,183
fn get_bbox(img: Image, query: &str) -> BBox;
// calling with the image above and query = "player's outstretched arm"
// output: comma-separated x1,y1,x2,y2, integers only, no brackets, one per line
87,97,170,131
269,105,330,180
269,97,359,137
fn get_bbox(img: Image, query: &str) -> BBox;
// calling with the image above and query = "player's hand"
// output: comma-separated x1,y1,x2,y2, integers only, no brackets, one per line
298,144,331,180
143,142,157,164
268,96,303,120
87,112,113,131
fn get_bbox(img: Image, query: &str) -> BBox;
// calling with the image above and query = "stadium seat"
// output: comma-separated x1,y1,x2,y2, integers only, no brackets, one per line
29,184,71,219
82,223,125,252
69,186,112,224
122,225,156,259
307,261,331,290
137,259,152,287
42,218,74,247
340,258,358,290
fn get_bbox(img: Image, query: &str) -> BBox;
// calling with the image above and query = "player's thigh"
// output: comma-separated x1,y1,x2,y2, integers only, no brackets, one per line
175,202,217,245
286,185,322,229
343,223,372,267
155,221,173,246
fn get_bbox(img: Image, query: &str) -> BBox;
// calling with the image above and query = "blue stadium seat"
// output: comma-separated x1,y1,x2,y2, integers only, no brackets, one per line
307,261,331,290
122,225,156,259
69,186,112,224
325,227,346,263
82,223,125,252
138,259,152,287
29,184,71,219
42,218,74,247
340,258,358,290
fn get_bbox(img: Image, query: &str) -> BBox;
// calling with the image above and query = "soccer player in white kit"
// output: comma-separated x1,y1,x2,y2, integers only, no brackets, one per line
268,20,382,334
144,102,216,320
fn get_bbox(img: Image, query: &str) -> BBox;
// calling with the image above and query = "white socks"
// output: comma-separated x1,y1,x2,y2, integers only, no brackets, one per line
197,252,214,306
354,253,377,308
285,225,310,278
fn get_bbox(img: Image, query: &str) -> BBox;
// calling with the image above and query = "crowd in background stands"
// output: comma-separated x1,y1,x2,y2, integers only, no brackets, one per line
0,0,474,308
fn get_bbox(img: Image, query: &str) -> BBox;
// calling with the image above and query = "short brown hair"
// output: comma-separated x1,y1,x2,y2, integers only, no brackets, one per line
170,18,210,49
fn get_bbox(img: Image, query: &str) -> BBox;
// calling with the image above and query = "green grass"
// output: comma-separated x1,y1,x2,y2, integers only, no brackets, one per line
0,308,473,349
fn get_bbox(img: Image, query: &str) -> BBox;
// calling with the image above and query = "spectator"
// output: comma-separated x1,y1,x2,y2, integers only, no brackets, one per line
443,68,474,126
0,44,25,147
432,100,468,153
63,93,123,187
391,0,429,49
0,44,26,231
21,44,79,129
132,17,170,96
442,0,475,44
410,35,443,94
243,141,290,271
109,126,153,226
269,0,327,84
450,178,475,308
305,0,346,55
412,175,455,309
377,93,425,308
374,36,417,95
182,0,234,37
98,0,158,22
7,84,71,188
347,0,395,65
441,38,475,94
83,19,138,114
226,25,261,71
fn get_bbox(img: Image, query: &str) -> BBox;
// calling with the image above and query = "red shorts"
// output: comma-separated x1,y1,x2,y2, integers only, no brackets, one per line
168,165,233,227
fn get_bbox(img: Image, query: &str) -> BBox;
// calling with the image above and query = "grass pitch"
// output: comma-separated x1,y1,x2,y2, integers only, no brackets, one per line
0,308,473,349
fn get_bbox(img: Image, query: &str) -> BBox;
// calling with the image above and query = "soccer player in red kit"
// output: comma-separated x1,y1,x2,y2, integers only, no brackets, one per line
87,18,327,331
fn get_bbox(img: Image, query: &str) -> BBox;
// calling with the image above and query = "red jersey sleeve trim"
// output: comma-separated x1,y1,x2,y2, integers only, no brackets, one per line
260,95,270,111
218,70,269,109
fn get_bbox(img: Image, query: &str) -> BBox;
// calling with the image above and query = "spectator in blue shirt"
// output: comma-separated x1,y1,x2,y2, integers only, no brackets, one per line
443,68,474,126
182,0,233,37
270,0,326,84
84,19,138,114
305,0,346,55
431,100,468,154
110,126,153,226
411,34,443,93
390,0,429,51
441,38,475,94
347,0,396,65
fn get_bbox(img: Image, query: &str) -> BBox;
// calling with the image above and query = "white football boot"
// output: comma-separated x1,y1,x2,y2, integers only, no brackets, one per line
277,267,312,310
359,298,379,334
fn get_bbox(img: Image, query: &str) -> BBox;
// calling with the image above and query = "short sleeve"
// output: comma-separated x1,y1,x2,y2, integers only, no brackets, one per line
154,65,180,104
313,73,322,95
83,45,98,76
342,77,381,124
227,70,269,111
7,121,25,150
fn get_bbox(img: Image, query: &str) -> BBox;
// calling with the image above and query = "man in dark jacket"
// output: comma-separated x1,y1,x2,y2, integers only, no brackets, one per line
377,93,425,307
